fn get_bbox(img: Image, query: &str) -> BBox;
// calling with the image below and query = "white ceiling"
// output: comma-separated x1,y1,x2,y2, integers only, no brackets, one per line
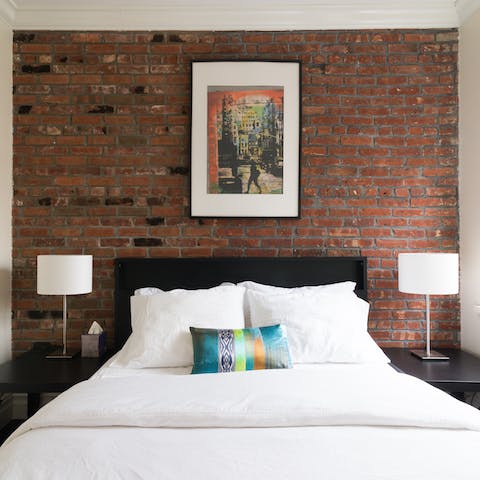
1,0,479,30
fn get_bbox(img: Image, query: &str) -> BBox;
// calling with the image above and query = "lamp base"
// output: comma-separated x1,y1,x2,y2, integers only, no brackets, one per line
45,348,79,359
410,349,449,361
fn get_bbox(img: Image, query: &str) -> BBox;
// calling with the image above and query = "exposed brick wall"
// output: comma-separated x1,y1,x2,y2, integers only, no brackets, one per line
12,29,459,356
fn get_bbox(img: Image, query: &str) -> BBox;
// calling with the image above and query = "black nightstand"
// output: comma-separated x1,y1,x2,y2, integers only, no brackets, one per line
0,348,111,442
383,348,480,399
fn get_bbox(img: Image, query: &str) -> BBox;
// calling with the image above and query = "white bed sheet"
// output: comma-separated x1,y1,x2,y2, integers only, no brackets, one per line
1,360,480,480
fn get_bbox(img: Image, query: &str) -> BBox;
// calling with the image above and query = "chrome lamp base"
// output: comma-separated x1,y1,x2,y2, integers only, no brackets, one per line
46,348,79,359
410,349,449,361
45,294,78,359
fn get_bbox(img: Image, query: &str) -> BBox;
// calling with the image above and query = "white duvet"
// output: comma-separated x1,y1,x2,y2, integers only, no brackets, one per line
1,363,480,479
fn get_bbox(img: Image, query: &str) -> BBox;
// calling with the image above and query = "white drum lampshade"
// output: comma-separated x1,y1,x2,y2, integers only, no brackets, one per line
398,253,459,296
37,255,93,296
398,252,458,360
37,255,93,358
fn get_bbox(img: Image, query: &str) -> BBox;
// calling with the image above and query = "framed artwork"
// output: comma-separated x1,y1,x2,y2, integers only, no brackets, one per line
190,60,300,218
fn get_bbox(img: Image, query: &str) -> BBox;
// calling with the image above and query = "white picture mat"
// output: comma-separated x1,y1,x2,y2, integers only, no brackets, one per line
191,61,300,217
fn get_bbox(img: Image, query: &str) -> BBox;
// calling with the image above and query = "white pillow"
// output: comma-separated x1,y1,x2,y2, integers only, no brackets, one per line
237,280,358,327
237,280,356,295
134,282,235,296
113,285,246,368
134,287,163,296
247,289,389,364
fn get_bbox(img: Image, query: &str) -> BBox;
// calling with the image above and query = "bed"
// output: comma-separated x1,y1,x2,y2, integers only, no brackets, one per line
1,256,480,480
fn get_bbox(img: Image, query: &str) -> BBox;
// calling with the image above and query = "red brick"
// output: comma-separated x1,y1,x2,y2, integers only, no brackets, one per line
341,136,372,146
53,177,85,186
11,28,460,355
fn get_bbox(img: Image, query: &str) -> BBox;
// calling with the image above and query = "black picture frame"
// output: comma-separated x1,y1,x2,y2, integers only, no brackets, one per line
190,60,301,218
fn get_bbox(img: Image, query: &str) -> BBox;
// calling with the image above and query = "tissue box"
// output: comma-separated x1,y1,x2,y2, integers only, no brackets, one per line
81,332,107,358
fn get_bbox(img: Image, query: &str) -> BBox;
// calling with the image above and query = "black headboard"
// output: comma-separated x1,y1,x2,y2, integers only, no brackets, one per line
114,256,367,350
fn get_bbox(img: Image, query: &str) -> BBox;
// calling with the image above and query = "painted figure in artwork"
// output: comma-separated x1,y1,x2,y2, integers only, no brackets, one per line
247,161,262,194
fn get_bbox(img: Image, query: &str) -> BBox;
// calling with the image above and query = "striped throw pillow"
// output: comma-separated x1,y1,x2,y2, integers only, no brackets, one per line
190,324,292,374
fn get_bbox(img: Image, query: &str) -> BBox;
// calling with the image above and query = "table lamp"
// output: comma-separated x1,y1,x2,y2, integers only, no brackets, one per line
398,252,458,360
37,255,93,358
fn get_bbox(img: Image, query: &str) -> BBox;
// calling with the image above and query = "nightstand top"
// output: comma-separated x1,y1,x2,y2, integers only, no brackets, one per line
383,348,480,392
0,350,110,393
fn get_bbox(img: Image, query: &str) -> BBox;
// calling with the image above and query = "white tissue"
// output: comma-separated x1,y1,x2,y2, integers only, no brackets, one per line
87,321,103,335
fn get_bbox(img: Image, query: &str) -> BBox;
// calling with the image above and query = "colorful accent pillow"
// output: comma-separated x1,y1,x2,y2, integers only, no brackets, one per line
190,324,292,374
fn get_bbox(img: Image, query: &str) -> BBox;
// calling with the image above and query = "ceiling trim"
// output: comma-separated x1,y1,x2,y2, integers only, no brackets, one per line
456,0,480,23
0,0,15,26
9,1,460,31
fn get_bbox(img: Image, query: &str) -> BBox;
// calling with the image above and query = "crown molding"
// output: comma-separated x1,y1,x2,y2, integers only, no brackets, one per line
456,0,480,23
10,1,459,31
0,0,15,26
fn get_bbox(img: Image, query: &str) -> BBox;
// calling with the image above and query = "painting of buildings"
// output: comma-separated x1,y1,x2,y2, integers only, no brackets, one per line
207,87,284,194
